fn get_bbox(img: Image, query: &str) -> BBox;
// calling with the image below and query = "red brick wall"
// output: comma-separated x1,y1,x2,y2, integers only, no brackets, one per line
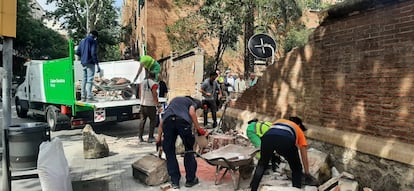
234,0,414,144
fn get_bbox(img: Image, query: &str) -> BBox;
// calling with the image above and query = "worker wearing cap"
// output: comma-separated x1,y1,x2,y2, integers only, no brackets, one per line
246,119,280,171
250,117,310,190
133,55,161,82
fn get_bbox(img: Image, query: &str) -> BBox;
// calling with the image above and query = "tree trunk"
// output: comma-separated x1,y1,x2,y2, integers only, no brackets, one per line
244,0,255,76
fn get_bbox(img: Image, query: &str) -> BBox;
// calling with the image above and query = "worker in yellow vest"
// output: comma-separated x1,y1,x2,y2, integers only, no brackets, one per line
246,119,281,171
250,117,311,190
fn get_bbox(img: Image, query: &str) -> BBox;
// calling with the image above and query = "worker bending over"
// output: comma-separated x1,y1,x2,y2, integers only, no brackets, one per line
250,117,310,190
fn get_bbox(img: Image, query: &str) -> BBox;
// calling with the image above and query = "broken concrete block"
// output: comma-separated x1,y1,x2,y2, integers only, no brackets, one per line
209,134,236,150
260,185,301,191
160,183,172,191
132,154,169,186
82,124,109,159
318,172,356,191
307,148,331,184
337,178,358,191
303,186,318,191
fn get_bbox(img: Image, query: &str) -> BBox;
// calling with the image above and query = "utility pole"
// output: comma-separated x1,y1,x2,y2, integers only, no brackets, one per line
2,38,13,191
244,0,255,76
1,0,17,190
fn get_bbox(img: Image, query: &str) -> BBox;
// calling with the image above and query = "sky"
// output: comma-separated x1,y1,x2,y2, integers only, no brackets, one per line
37,0,123,11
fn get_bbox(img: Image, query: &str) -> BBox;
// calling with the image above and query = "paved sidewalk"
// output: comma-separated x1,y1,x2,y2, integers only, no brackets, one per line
3,122,250,191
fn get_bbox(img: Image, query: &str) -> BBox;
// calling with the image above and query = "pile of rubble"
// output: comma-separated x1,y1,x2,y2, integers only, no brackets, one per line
203,131,372,191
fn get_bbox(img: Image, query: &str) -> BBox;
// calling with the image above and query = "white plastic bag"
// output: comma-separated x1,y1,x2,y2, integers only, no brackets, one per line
37,137,73,191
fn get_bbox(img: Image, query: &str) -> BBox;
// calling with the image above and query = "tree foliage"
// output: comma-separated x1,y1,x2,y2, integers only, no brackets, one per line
199,0,246,70
46,0,121,61
167,0,309,73
284,25,312,52
14,0,67,59
254,0,303,56
166,14,205,53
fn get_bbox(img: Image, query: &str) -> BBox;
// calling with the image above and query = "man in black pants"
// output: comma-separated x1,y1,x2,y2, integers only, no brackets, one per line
200,72,221,128
250,117,310,190
156,96,207,189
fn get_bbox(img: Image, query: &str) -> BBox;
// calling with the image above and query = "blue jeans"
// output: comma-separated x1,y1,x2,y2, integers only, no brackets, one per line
162,116,197,186
81,64,95,99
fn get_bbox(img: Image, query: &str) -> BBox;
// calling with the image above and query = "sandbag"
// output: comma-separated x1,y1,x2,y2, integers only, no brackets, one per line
37,137,73,191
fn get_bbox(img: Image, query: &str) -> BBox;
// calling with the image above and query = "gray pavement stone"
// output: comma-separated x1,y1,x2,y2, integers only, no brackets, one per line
0,117,257,191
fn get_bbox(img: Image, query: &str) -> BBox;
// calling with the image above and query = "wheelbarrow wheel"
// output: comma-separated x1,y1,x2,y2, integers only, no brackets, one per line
121,87,133,100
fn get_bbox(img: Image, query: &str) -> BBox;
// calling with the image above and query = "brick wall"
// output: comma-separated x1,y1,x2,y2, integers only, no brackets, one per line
234,0,414,144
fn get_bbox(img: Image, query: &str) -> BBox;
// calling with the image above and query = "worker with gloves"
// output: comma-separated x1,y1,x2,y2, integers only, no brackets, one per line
156,96,207,189
250,117,312,190
133,55,161,82
246,119,281,172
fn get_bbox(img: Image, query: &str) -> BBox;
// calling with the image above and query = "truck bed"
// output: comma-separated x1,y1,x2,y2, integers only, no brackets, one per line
75,97,167,108
76,99,140,108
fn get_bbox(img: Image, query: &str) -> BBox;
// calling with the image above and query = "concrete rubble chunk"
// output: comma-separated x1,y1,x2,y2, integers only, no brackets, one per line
318,172,356,191
175,136,185,154
307,148,331,184
303,186,318,191
260,185,301,191
337,178,358,191
82,124,109,159
132,154,169,186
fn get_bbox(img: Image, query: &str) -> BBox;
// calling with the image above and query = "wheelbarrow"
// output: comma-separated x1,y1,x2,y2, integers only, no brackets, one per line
193,144,259,190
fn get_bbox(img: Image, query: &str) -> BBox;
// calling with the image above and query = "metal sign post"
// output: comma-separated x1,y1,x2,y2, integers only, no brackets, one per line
2,37,13,191
1,0,17,190
247,33,277,65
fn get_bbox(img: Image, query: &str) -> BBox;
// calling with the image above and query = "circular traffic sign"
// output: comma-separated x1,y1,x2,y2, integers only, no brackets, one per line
248,33,277,59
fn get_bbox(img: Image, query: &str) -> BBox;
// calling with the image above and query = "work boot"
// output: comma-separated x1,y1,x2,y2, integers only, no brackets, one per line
147,137,155,143
87,97,98,103
185,177,199,187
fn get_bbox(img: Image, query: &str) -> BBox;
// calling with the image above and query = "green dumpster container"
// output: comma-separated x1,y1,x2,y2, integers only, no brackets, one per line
8,122,50,170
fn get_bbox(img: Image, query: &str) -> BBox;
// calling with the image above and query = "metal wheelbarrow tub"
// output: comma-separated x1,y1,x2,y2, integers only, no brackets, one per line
195,144,259,190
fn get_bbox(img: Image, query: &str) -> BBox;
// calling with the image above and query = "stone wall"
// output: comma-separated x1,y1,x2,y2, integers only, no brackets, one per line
222,110,414,190
308,139,414,191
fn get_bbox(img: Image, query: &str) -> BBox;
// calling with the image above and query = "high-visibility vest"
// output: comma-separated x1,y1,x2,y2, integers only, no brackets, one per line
217,76,224,84
254,121,273,137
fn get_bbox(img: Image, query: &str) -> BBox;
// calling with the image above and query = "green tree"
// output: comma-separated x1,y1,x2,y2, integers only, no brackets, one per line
284,25,312,52
14,0,67,59
46,0,121,61
199,0,246,70
254,0,303,55
166,13,206,53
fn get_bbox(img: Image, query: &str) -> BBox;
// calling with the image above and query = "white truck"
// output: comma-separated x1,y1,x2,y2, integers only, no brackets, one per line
14,40,159,131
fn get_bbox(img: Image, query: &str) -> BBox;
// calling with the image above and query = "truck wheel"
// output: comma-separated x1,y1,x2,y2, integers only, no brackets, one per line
15,98,28,118
121,87,133,100
46,107,59,131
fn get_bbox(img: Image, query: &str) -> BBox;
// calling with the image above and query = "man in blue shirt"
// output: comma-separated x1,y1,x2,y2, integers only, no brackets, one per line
76,30,100,102
156,96,207,189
